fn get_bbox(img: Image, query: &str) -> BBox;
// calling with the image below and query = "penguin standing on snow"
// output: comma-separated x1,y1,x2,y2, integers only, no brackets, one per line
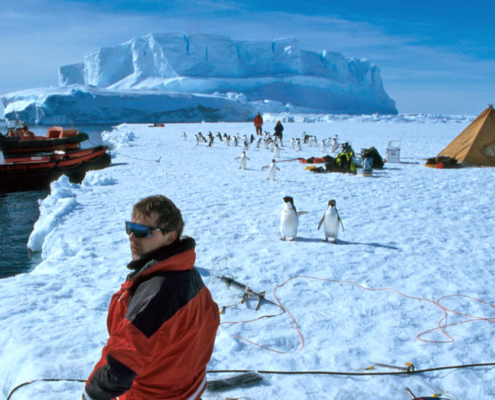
318,199,344,243
182,132,188,141
235,151,250,170
321,139,327,153
262,159,280,181
280,196,308,241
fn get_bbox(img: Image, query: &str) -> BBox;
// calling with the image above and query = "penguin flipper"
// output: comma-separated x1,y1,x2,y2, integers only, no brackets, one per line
297,211,309,216
276,167,281,171
262,166,269,170
318,214,325,230
234,157,240,160
336,208,345,231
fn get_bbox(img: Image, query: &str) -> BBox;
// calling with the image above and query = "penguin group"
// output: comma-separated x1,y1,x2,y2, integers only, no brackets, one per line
181,121,346,183
279,197,344,243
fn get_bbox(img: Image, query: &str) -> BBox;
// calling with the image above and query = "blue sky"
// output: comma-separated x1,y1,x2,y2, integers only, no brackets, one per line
1,0,494,115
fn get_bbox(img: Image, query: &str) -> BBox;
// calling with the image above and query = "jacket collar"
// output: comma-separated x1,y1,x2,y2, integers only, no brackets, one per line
126,236,196,281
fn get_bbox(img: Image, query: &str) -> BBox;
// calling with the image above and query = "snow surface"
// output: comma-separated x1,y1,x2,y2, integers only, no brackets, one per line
1,116,495,400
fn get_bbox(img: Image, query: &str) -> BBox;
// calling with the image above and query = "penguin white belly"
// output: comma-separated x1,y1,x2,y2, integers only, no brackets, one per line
268,165,276,180
240,157,247,169
324,208,340,240
280,210,298,239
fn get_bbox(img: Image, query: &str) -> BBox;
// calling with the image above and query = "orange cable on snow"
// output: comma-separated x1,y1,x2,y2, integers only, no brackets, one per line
221,275,495,353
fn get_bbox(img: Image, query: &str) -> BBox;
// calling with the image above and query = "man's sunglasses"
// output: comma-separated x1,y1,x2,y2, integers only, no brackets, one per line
125,221,163,238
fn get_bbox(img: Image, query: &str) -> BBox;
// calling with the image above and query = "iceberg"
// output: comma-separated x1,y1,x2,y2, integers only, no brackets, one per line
2,33,397,124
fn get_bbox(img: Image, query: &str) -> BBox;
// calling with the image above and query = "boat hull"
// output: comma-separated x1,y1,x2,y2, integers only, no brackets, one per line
0,132,89,153
0,146,111,191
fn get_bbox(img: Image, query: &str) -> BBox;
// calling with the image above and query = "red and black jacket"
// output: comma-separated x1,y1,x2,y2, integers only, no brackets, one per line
85,237,220,400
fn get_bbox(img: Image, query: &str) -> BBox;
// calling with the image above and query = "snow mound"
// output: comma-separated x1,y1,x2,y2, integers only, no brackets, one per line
27,176,80,252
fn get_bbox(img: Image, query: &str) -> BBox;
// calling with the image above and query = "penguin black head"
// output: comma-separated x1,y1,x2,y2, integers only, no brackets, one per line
328,199,336,207
283,196,296,212
283,196,293,203
272,159,276,163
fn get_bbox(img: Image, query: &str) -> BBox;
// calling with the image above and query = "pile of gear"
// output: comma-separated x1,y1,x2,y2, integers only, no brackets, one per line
361,147,384,169
425,156,459,169
302,142,357,174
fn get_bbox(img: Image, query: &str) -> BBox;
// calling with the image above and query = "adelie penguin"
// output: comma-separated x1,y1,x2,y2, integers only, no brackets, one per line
235,151,250,170
262,159,280,181
280,196,308,241
318,199,344,243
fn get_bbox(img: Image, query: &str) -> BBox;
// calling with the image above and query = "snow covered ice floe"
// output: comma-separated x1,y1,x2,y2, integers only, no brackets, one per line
1,117,494,400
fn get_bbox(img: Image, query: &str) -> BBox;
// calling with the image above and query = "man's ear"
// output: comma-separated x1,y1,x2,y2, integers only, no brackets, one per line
164,231,177,245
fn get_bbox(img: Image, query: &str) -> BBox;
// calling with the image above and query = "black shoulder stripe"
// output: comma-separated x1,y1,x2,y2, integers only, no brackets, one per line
126,268,205,338
85,354,137,400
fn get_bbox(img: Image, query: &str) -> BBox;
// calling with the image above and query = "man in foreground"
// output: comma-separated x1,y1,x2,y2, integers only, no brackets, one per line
84,195,220,400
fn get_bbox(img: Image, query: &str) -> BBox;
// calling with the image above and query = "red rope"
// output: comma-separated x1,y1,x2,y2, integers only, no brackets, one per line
222,275,495,353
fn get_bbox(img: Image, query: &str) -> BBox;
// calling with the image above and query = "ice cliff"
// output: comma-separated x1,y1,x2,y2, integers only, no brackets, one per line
2,33,397,124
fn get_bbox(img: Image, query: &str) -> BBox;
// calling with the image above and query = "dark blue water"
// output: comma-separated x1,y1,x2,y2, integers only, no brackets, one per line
0,122,113,278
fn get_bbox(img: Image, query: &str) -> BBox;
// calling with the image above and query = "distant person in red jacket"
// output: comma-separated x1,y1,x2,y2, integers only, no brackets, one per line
83,195,219,400
253,112,263,135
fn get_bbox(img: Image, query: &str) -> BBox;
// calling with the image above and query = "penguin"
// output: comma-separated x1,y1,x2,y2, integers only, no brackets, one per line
207,136,214,147
235,151,250,169
198,132,207,143
233,136,238,147
270,140,275,152
181,132,188,141
262,159,280,181
318,199,344,243
302,132,308,144
194,134,200,148
243,141,250,151
331,135,339,152
321,139,327,153
225,135,231,146
256,137,262,149
290,138,295,149
250,134,255,144
280,196,309,241
274,143,281,158
216,132,223,142
295,138,302,152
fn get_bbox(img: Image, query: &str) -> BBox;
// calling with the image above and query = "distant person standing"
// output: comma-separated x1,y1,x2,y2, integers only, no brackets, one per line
253,112,263,135
274,120,284,144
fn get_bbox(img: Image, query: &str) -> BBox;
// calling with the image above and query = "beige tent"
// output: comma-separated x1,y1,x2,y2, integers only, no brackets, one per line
438,105,495,166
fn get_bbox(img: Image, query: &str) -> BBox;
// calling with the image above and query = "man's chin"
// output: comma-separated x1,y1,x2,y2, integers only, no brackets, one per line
131,251,141,261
